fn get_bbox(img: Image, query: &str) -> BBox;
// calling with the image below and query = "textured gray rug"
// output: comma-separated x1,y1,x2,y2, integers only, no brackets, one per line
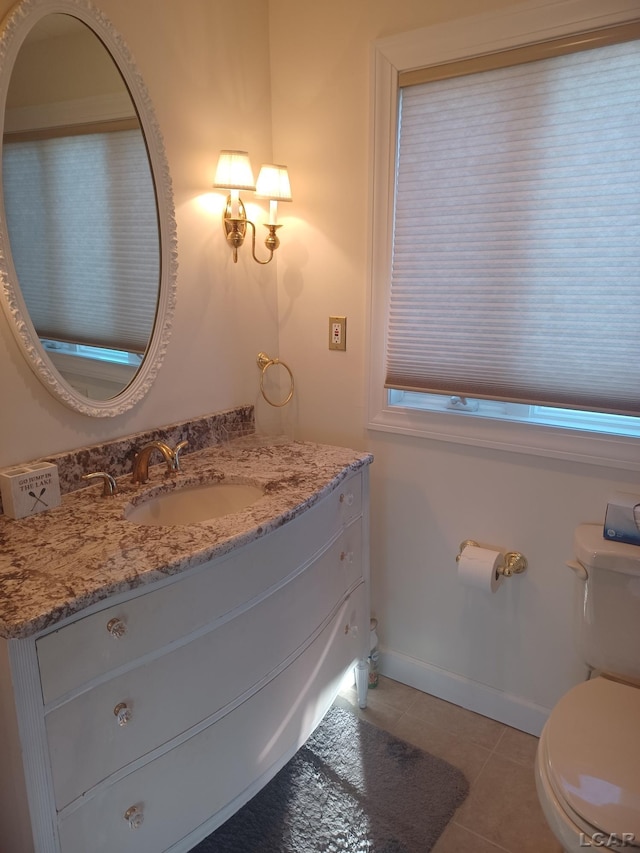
190,704,469,852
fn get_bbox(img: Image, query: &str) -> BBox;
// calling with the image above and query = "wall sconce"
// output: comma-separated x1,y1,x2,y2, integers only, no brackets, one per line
213,150,292,265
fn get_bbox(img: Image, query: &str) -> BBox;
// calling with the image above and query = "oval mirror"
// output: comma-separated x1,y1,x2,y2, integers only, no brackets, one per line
0,0,176,416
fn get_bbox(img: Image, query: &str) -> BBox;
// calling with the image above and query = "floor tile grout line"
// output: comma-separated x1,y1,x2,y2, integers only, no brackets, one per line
362,692,501,784
466,744,494,785
343,689,553,853
341,681,558,853
447,819,515,853
351,684,538,771
492,725,508,755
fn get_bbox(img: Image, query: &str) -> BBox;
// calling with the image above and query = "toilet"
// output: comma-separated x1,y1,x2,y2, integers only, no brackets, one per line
535,524,640,851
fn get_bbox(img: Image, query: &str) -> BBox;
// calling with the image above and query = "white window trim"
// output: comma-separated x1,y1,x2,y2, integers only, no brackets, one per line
366,0,640,472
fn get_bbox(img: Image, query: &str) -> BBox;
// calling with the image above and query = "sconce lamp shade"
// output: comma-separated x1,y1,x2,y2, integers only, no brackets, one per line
213,153,291,261
255,164,292,201
213,150,256,191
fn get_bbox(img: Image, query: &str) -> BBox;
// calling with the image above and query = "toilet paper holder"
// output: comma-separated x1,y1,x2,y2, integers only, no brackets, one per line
456,540,528,577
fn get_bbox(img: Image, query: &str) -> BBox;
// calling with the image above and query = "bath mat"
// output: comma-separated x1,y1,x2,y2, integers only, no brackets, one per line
190,704,469,853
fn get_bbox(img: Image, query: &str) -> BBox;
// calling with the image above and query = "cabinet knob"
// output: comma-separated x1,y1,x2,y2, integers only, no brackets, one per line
339,492,354,507
124,805,144,829
340,550,354,564
106,617,127,638
114,702,132,727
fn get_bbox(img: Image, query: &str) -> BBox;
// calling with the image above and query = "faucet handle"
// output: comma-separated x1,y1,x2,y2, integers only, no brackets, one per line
83,472,118,496
172,440,189,472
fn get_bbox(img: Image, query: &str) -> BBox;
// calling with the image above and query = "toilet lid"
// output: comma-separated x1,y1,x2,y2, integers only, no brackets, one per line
544,677,640,842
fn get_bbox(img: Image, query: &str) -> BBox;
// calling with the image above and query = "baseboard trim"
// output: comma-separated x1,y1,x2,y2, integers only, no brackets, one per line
379,649,550,736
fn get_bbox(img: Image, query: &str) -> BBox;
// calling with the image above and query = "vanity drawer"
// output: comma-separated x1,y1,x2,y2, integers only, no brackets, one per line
46,519,363,809
37,471,363,703
56,584,366,853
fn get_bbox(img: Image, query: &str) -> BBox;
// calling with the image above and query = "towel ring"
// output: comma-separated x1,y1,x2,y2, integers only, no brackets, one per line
256,352,294,407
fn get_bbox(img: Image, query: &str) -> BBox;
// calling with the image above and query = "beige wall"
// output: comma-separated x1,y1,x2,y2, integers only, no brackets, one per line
0,0,281,465
0,0,638,732
268,0,640,730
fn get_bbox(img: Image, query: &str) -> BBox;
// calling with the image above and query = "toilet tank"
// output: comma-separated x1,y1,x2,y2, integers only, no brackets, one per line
573,523,640,681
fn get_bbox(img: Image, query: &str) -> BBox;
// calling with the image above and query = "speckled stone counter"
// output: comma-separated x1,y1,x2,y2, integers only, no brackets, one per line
0,437,372,639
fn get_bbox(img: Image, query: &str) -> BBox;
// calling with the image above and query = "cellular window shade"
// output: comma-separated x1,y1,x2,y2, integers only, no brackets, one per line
386,39,640,417
3,128,159,354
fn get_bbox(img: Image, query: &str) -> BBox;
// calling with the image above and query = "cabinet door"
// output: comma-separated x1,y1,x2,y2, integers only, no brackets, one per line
57,585,366,853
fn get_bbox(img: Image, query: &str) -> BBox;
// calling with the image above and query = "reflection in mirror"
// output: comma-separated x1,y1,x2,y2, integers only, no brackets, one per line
0,0,176,416
3,14,158,400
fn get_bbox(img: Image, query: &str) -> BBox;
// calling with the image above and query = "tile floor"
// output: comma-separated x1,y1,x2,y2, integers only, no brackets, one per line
336,676,563,853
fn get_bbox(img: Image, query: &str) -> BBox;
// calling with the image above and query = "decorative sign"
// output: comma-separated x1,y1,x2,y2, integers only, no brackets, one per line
0,462,61,519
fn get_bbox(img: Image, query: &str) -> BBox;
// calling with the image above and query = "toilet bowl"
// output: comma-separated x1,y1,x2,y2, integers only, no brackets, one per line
536,525,640,852
535,677,640,851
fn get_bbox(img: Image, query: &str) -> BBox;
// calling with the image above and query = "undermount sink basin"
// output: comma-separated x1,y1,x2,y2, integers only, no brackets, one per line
125,482,264,526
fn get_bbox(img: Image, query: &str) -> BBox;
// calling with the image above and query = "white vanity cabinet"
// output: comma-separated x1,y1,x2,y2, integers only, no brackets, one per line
0,467,370,853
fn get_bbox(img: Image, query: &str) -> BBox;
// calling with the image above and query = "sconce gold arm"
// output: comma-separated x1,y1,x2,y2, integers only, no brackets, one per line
246,219,282,265
221,198,282,265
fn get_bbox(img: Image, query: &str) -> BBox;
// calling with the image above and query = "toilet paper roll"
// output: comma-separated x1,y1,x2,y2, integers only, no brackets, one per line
457,545,503,593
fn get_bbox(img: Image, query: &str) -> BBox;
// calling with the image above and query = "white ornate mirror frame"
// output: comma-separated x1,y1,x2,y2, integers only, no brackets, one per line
0,0,177,417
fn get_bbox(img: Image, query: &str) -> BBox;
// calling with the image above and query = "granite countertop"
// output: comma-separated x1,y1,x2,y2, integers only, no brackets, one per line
0,438,372,640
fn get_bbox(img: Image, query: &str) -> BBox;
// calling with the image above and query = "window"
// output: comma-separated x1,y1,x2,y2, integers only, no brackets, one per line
388,392,640,439
368,3,640,470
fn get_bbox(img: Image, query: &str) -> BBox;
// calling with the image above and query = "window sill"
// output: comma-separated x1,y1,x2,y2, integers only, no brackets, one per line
367,403,640,472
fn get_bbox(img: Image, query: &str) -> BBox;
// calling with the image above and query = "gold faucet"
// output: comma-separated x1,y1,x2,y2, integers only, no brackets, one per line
132,440,188,484
82,471,118,496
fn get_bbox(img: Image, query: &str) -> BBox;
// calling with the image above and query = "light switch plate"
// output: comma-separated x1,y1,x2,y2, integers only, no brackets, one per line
329,316,347,351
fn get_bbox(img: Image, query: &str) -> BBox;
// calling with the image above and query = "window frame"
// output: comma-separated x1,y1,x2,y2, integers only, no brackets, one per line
366,0,640,472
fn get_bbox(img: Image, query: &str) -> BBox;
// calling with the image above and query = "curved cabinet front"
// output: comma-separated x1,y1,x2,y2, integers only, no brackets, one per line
58,589,366,853
36,469,363,704
0,466,370,853
47,519,363,810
